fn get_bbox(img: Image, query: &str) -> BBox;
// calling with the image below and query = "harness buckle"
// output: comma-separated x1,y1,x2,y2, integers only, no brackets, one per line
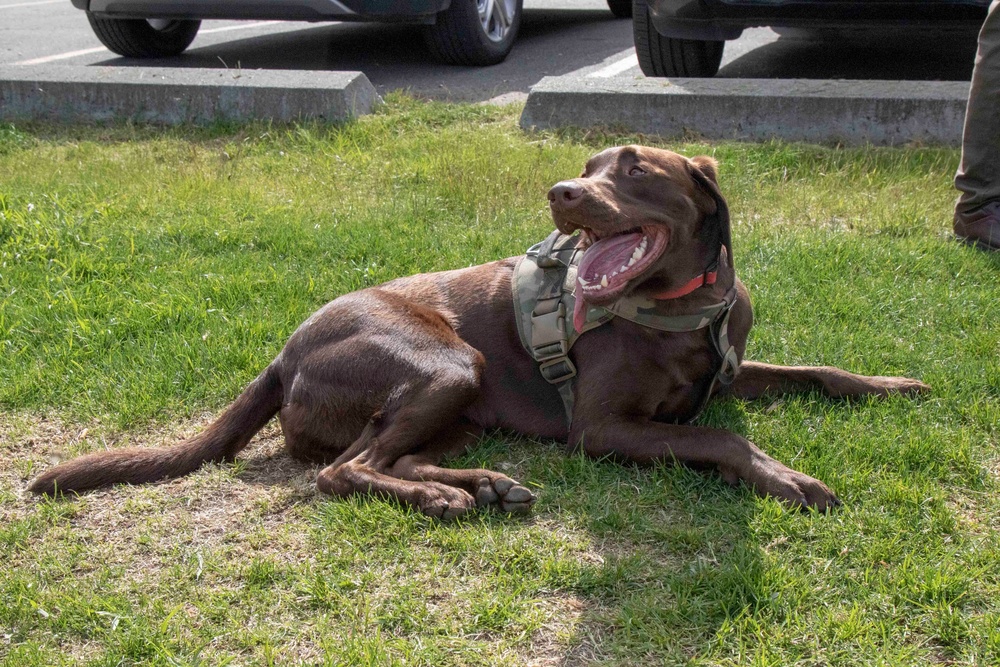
530,301,569,362
539,356,577,384
533,230,579,268
533,340,569,362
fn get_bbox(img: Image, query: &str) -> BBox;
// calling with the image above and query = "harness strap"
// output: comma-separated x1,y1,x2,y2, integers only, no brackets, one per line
674,286,739,423
607,293,730,332
515,234,582,425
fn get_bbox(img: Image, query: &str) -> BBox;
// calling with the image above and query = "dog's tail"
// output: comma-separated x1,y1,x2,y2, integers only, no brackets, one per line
27,364,284,495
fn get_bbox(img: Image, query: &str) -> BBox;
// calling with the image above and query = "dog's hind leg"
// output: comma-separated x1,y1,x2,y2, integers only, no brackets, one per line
314,368,488,520
387,421,536,513
318,449,479,520
275,288,501,518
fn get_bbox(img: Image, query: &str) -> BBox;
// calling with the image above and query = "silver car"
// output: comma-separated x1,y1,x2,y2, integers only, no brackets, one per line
71,0,526,65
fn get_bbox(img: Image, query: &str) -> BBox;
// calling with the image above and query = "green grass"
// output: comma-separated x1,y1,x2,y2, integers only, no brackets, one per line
1,95,999,666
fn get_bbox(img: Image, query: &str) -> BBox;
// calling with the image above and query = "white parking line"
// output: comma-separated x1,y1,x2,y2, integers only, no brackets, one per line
587,53,639,78
0,0,64,10
200,20,280,34
17,47,110,65
14,20,282,65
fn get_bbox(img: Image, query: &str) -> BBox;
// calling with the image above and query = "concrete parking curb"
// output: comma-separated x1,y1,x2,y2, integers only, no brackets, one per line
521,76,972,146
0,66,381,125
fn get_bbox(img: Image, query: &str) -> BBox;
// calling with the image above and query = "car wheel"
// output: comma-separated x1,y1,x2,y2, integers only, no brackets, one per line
633,0,723,77
86,13,201,58
606,0,632,19
423,0,522,66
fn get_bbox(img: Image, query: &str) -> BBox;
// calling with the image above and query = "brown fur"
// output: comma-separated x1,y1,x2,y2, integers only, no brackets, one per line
28,146,929,514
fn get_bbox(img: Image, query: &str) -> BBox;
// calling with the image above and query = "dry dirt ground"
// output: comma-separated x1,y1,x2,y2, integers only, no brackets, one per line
1,413,618,666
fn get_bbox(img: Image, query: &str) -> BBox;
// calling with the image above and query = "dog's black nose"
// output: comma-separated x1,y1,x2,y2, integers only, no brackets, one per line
548,181,584,207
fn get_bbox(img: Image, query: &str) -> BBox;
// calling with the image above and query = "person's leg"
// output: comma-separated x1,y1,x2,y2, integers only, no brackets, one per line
954,0,1000,250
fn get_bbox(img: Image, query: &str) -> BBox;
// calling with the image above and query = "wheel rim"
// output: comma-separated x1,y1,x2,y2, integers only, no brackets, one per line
476,0,516,43
146,19,175,31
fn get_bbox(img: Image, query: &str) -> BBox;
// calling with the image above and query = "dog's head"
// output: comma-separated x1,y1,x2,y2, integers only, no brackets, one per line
548,145,731,306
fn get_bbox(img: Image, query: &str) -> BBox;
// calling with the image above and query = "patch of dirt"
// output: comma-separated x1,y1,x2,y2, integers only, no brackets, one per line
520,594,611,667
1,412,323,578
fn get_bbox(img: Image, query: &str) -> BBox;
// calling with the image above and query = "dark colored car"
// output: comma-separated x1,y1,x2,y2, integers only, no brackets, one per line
633,0,990,77
71,0,523,66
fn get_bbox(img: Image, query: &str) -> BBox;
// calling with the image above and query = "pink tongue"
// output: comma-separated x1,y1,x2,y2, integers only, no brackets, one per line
577,232,642,281
574,232,643,331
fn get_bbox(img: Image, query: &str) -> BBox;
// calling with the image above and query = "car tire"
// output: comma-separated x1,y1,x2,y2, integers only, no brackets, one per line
633,0,724,77
86,13,201,58
606,0,632,19
423,0,522,66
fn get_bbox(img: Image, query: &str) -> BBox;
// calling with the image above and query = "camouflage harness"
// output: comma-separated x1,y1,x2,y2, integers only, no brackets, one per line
512,230,740,427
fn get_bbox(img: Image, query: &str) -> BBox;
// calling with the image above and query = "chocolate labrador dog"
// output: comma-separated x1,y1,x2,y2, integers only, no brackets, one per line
29,146,928,514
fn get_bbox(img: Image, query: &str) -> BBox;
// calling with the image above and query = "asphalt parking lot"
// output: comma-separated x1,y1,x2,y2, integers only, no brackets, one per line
1,0,986,144
1,0,981,104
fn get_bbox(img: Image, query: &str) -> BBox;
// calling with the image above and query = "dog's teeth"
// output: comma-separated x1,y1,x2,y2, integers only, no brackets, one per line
632,247,645,261
611,271,618,277
627,257,636,267
620,265,628,272
578,276,589,287
601,275,608,287
640,236,648,248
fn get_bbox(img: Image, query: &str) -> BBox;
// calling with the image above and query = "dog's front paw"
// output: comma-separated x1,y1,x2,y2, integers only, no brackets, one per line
825,372,931,398
419,483,477,520
475,476,536,513
746,457,840,512
869,375,930,397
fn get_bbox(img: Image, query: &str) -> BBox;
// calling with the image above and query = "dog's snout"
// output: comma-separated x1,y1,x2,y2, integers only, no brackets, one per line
548,181,584,208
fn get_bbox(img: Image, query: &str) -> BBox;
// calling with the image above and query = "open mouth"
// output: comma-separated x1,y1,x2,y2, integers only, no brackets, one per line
576,226,669,303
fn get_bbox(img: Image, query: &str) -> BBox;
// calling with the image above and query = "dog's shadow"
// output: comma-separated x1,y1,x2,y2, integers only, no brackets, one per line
231,408,755,662
461,419,764,664
228,401,828,664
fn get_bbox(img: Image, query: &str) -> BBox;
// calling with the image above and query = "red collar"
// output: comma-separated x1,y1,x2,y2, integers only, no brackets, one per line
650,267,718,300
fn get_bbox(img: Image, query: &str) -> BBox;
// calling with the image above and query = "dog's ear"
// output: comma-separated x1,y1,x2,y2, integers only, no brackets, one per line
687,155,733,269
689,155,719,185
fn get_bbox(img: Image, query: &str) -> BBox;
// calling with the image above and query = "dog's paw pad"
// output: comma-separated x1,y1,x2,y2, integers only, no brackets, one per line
502,485,534,504
476,476,536,512
493,478,515,495
500,499,534,513
498,482,535,513
475,478,500,506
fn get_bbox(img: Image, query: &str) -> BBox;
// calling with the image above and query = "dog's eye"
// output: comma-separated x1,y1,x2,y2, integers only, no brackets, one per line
628,166,646,176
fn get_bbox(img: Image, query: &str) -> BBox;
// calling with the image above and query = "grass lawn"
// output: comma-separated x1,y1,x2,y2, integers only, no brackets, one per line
1,96,999,666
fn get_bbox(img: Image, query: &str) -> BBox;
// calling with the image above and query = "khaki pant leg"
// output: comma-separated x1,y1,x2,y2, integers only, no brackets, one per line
955,0,1000,215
